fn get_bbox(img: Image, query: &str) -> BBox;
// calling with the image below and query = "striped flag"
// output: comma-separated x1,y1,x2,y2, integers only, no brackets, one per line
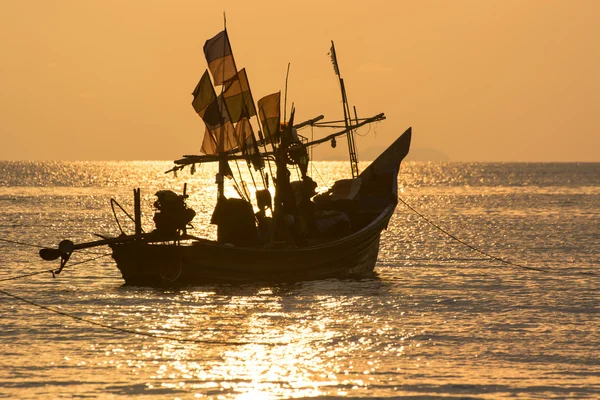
203,30,236,86
223,69,257,123
257,92,281,143
191,70,216,117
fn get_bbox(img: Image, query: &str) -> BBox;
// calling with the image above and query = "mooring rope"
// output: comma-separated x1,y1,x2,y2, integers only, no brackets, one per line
0,287,283,346
0,269,56,282
0,249,285,346
398,196,549,273
2,200,595,345
0,237,289,345
0,253,113,282
0,237,105,255
0,237,47,249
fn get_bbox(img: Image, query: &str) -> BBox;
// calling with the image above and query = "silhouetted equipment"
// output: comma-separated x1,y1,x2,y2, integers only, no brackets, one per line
211,197,259,246
153,190,196,235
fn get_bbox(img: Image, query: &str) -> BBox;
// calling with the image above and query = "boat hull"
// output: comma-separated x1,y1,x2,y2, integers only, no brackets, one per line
109,128,411,286
111,205,392,285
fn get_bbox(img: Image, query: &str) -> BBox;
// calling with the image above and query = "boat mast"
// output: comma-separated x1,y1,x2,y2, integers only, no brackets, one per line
216,14,228,200
330,41,359,178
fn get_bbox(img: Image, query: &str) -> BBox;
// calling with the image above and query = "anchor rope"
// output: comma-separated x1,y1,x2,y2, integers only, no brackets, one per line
397,196,549,273
397,196,598,277
0,253,113,282
2,197,595,345
0,237,106,255
0,251,288,346
0,237,46,249
0,280,329,346
0,287,284,346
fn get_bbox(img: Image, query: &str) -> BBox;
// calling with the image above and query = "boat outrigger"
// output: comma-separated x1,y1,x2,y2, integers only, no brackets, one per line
40,27,412,285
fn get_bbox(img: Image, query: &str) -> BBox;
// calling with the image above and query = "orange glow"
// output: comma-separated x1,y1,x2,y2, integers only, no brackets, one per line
0,0,599,161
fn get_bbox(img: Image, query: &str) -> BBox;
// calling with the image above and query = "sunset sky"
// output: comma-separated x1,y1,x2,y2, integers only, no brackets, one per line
1,0,598,161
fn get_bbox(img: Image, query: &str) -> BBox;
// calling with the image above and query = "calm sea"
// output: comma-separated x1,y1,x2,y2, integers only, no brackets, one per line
0,161,598,399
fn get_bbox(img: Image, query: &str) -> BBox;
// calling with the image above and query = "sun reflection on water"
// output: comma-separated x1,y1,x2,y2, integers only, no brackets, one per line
96,284,413,398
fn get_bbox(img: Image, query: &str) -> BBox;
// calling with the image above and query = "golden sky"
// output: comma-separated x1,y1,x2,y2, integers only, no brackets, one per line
1,0,598,161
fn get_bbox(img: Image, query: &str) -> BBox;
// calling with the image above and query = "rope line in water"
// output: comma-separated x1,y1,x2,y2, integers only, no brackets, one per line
0,287,284,346
0,237,46,249
398,196,548,273
0,249,285,346
0,253,113,282
0,237,105,255
0,269,56,282
2,202,594,344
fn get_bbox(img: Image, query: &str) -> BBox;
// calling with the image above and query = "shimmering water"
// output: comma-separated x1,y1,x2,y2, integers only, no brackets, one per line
0,161,598,399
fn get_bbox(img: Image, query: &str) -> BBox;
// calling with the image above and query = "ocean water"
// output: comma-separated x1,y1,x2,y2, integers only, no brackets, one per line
0,161,598,399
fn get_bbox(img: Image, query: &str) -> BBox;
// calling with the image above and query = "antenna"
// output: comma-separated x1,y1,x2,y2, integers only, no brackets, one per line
284,63,291,123
330,41,359,178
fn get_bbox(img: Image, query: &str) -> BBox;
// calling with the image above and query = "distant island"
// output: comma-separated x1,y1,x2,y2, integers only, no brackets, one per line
404,148,450,162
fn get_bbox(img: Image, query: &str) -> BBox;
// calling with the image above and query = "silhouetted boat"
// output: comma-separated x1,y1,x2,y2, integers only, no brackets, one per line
40,27,412,285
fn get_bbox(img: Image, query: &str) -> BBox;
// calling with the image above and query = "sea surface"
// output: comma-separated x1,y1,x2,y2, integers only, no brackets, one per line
0,161,598,399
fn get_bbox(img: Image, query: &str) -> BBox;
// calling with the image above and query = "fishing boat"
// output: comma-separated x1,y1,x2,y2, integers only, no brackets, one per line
39,28,412,285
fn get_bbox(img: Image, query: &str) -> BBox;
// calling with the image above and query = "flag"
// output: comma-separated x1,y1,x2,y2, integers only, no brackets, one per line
191,70,216,117
257,92,281,143
193,71,235,155
234,117,254,149
239,120,263,171
223,69,257,123
200,97,255,155
200,128,219,155
203,30,236,86
202,95,230,131
200,121,237,155
199,95,238,155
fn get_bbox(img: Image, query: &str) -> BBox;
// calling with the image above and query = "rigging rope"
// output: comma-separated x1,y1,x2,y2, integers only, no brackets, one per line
110,198,140,236
310,162,329,189
397,196,549,273
233,160,249,194
293,165,301,181
310,125,314,177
